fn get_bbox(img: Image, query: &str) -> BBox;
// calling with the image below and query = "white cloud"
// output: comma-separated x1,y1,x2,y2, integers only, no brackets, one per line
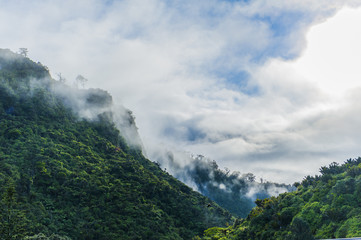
1,0,361,184
223,5,361,182
294,6,361,97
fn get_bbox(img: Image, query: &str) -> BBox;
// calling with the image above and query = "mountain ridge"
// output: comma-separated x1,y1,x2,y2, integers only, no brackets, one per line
0,48,233,240
197,158,361,239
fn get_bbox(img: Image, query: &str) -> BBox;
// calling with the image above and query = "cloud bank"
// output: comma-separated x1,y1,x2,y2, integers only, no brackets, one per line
1,0,361,183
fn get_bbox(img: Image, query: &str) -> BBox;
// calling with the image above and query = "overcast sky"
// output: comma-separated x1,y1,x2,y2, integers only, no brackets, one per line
2,0,361,183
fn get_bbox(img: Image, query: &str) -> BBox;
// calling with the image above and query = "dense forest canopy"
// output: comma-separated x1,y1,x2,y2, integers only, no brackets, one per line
3,48,360,240
0,49,233,240
198,158,361,239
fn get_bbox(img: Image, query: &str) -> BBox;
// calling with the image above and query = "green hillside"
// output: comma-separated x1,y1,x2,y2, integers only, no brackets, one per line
0,49,233,240
197,158,361,240
167,154,293,218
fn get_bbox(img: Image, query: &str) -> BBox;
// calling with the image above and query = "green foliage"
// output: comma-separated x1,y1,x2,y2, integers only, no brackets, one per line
0,49,233,239
0,181,28,240
179,155,292,218
288,217,314,240
199,158,361,239
336,216,361,238
24,233,71,240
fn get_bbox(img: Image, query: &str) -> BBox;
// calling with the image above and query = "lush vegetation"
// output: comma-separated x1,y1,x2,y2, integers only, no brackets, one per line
8,48,361,240
0,49,233,240
170,154,292,218
197,158,361,239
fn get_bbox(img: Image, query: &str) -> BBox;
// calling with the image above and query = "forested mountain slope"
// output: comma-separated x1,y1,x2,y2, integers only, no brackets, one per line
0,49,233,240
162,153,293,218
198,159,361,240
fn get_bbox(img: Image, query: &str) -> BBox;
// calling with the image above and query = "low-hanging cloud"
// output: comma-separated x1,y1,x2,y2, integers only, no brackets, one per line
1,0,361,184
48,80,144,149
151,151,293,217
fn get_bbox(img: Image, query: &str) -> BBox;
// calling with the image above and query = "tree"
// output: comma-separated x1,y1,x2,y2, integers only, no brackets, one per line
289,217,314,240
244,173,256,182
57,73,66,83
19,48,28,57
75,75,88,88
0,182,28,239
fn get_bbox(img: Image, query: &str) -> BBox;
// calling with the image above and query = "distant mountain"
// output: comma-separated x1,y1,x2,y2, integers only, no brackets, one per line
155,152,293,218
0,49,233,240
197,158,361,239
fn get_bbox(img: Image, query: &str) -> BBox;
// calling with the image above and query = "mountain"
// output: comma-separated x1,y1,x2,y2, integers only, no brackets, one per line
197,158,361,239
157,152,293,218
0,49,233,240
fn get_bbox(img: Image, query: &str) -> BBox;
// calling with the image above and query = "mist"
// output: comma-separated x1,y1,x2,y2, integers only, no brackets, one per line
0,48,143,152
1,0,361,197
6,48,293,217
150,147,293,217
49,81,144,149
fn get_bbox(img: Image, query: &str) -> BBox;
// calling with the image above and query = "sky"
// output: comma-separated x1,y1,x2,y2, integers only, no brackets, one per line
1,0,361,183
